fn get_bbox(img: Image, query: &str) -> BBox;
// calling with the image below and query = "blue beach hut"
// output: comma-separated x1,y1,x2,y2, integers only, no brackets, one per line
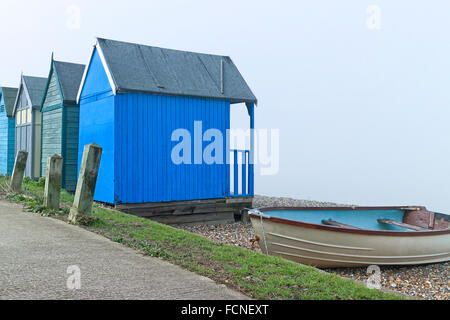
77,38,257,222
0,87,18,175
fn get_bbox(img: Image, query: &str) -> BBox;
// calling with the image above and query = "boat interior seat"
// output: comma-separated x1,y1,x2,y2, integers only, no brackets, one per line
403,210,450,230
377,219,427,231
321,219,360,229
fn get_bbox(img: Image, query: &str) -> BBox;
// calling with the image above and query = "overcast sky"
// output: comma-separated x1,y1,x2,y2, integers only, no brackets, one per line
0,0,449,212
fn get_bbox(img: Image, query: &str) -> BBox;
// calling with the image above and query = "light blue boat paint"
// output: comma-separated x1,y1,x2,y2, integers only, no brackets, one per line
263,209,409,231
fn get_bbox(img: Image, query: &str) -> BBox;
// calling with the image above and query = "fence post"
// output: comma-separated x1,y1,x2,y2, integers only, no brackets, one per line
69,143,102,224
43,154,63,210
10,151,28,192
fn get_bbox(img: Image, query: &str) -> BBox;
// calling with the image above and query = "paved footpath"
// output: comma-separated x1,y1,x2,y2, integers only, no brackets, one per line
0,200,248,300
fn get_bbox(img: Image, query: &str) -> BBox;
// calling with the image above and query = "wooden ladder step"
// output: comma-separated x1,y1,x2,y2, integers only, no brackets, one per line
377,219,427,231
321,220,360,229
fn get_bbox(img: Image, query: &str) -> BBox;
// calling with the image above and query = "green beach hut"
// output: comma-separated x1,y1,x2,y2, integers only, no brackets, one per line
40,57,85,192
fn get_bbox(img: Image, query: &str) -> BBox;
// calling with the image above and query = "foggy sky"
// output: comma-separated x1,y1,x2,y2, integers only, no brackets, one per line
0,0,449,212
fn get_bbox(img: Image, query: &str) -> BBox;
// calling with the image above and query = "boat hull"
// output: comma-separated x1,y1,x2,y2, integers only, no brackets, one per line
250,215,450,268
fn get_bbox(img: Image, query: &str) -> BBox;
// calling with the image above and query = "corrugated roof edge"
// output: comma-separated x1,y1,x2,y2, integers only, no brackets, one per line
23,75,48,108
12,74,47,116
41,56,86,108
53,60,86,104
76,37,257,105
0,87,19,117
115,86,256,104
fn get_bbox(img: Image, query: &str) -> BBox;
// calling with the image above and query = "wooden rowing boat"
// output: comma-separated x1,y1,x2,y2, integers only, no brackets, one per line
248,206,450,267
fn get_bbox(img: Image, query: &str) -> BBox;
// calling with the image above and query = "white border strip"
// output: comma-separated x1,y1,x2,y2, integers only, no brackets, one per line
76,38,117,104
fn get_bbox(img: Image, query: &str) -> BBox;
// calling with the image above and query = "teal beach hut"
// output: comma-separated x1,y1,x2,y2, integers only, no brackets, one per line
40,57,85,191
0,87,18,175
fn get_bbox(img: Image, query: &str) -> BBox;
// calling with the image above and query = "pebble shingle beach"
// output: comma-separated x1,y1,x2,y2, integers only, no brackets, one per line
178,195,449,300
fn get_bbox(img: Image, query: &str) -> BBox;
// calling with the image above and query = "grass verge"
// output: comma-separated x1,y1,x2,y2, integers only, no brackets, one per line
0,176,403,300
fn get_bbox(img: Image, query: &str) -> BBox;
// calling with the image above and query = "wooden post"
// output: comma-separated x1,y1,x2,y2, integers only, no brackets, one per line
43,154,63,210
10,151,28,192
69,143,102,224
241,209,251,223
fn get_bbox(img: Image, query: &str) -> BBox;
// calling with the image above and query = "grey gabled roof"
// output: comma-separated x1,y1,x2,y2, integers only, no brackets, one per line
96,38,257,104
53,60,85,103
23,76,47,107
0,87,19,117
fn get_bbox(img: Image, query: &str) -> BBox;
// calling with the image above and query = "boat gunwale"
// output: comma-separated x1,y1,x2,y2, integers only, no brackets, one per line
249,206,450,237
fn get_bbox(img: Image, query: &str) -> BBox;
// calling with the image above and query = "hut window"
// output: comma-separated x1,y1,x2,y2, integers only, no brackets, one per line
16,113,20,125
27,108,31,123
21,110,25,124
18,110,23,125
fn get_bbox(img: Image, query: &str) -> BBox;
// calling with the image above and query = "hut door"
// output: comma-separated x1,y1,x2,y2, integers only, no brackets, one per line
15,108,33,178
229,103,252,196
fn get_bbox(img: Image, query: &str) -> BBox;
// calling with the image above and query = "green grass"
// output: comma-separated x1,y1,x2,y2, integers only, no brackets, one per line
0,175,403,300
